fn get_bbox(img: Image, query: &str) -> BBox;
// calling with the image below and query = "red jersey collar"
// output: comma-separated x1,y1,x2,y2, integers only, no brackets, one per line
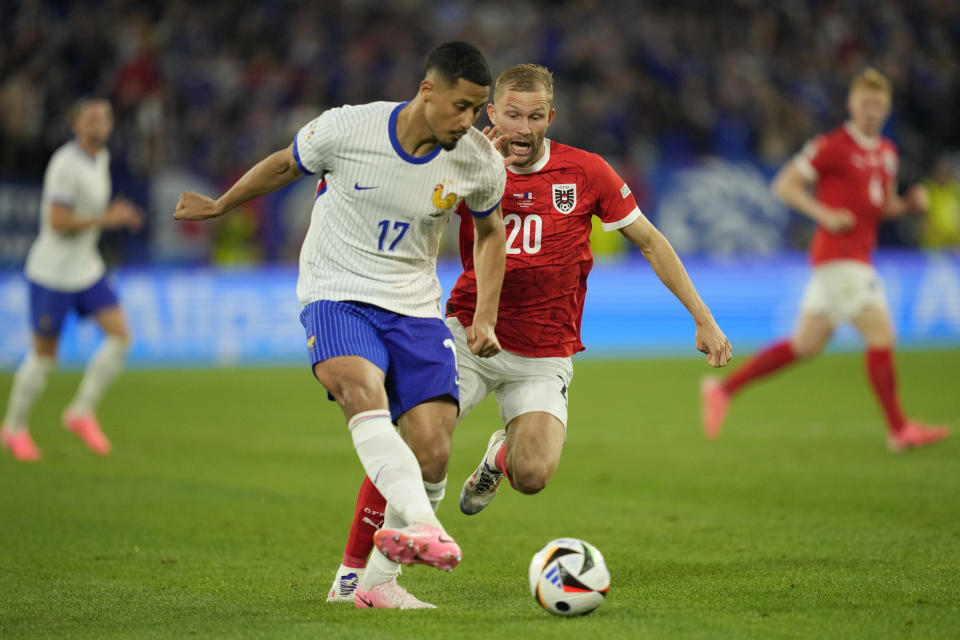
843,122,881,150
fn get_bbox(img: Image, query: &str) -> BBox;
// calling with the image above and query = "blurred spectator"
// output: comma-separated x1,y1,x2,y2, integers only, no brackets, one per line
921,154,960,250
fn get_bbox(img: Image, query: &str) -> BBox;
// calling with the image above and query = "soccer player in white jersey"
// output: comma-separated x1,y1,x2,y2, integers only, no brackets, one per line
173,42,508,609
1,98,143,462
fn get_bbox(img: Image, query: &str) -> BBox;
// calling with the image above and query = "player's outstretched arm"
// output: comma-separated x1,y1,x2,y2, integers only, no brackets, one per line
620,215,732,368
468,206,506,358
50,198,144,234
173,144,303,221
771,162,855,232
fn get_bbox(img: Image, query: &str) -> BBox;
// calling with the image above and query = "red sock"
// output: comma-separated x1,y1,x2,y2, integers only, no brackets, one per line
724,339,796,395
866,348,906,433
494,443,515,489
341,475,386,569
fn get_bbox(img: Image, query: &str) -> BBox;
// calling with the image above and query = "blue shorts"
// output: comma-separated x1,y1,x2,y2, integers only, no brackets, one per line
300,300,459,422
29,276,119,337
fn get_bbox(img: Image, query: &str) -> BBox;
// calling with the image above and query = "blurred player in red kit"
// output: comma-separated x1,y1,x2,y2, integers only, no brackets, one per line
329,63,732,608
701,68,949,452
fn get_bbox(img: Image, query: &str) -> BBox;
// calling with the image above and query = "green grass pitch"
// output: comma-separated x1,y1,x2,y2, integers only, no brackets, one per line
0,350,958,639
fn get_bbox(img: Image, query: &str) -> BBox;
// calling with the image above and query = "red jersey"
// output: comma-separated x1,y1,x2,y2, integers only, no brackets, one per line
794,123,899,265
447,140,640,357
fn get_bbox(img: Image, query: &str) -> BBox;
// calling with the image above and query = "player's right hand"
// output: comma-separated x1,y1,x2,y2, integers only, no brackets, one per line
466,320,501,358
820,207,856,233
480,125,518,167
174,191,221,221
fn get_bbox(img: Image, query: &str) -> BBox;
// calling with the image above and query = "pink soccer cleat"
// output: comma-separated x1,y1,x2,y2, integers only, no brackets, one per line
1,426,41,462
63,411,111,455
888,421,950,452
701,377,730,439
373,523,462,572
354,578,436,609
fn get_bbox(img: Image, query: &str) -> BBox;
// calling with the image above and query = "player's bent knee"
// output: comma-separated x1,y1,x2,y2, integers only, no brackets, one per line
106,332,131,350
512,472,549,495
510,462,554,495
791,339,824,360
411,438,451,479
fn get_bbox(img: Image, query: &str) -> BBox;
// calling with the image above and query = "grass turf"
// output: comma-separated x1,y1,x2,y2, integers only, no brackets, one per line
0,350,957,639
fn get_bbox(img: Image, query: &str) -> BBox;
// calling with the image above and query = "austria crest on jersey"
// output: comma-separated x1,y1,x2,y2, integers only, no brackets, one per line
552,183,576,214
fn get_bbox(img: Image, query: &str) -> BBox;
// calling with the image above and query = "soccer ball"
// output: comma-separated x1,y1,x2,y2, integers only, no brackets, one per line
528,538,610,616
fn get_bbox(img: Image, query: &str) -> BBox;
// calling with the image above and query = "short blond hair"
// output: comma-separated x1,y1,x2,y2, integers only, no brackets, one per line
495,64,554,104
849,67,892,98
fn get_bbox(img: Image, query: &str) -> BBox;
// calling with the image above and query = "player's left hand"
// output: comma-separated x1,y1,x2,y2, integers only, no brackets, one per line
466,319,501,358
480,125,518,167
696,319,732,368
904,184,929,213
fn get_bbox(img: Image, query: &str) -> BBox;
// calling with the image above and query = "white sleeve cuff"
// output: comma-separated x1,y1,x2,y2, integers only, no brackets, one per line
794,157,818,181
601,206,643,232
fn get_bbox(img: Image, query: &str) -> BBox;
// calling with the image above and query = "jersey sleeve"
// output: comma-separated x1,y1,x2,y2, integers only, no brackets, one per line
589,155,642,231
793,134,834,182
45,153,77,208
463,155,506,218
292,108,342,176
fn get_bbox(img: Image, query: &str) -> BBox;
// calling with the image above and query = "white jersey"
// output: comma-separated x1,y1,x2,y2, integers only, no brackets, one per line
24,141,110,291
293,101,506,318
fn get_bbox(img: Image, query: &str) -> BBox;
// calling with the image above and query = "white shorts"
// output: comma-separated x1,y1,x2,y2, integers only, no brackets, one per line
446,316,574,428
799,260,888,325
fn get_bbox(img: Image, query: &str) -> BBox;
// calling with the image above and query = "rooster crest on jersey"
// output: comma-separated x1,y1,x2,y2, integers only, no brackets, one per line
552,183,576,214
431,180,458,216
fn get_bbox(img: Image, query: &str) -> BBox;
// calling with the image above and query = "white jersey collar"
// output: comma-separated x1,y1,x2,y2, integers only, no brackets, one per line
70,139,101,162
844,122,881,150
507,139,551,174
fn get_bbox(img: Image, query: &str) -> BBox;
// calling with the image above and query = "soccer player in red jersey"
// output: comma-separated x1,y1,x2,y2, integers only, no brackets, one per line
701,68,949,452
328,63,732,608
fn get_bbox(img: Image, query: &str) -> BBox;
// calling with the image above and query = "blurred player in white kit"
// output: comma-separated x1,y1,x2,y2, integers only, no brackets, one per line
2,97,143,461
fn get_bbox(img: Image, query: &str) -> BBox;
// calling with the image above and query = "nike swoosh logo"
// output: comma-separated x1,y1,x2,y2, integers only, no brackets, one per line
355,183,379,190
438,535,453,544
357,594,373,608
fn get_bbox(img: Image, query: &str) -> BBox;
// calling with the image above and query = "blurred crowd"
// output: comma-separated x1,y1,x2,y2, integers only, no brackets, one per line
1,0,959,260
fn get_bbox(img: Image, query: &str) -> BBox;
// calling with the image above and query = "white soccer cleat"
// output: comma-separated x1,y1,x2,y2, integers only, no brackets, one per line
459,429,506,515
326,565,363,603
354,577,436,609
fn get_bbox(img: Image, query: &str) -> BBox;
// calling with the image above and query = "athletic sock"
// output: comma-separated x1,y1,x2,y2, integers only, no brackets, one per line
3,351,54,431
68,336,128,416
358,505,403,591
866,348,906,434
493,442,515,489
723,339,796,395
348,410,439,529
342,476,386,569
424,477,446,513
